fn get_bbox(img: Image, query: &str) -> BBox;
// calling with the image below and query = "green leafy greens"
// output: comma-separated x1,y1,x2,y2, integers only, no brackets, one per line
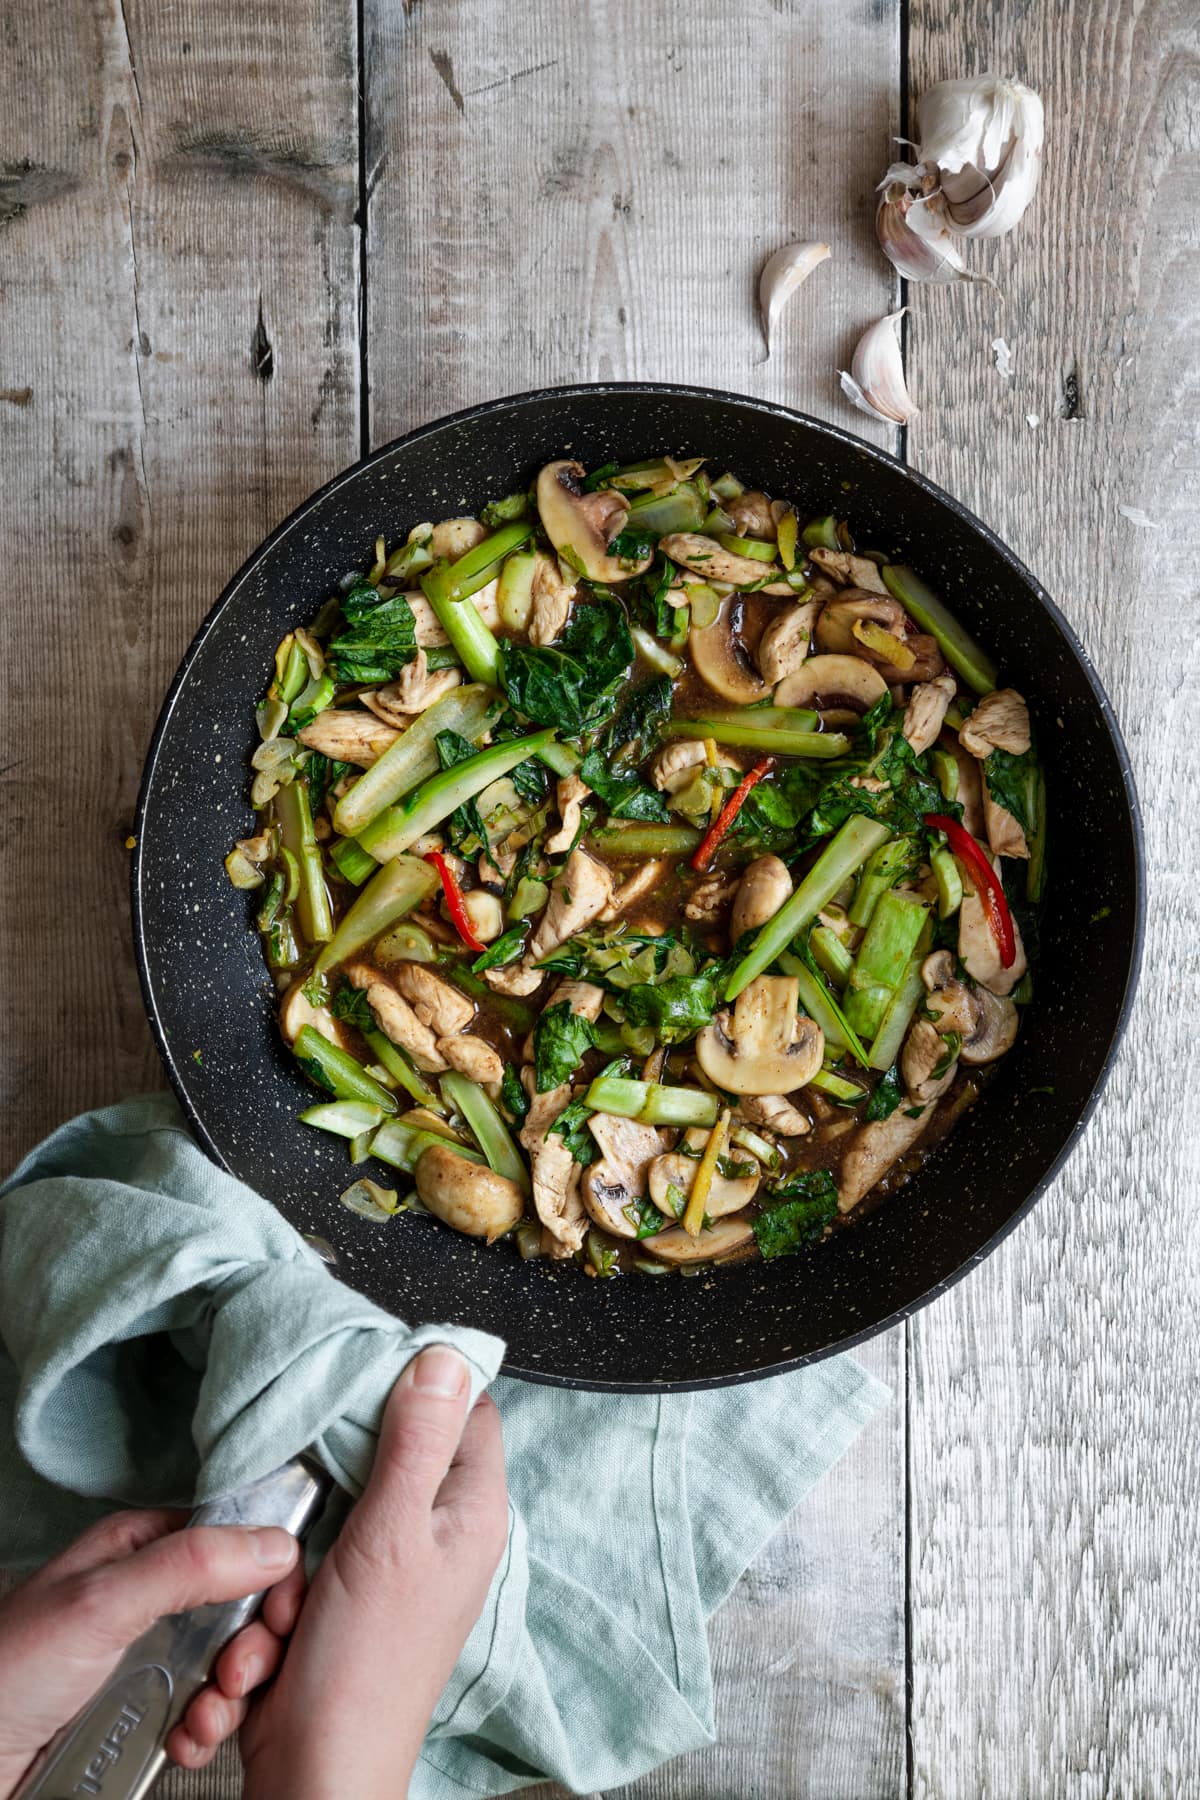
327,581,417,684
498,598,634,736
619,974,719,1045
533,1002,600,1093
330,981,376,1033
753,1171,839,1260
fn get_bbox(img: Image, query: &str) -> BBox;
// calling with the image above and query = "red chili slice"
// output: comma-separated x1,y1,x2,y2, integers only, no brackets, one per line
691,758,774,873
924,813,1016,968
424,850,486,952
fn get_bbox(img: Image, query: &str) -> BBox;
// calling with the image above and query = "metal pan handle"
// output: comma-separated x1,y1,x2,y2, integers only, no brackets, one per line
13,1456,328,1800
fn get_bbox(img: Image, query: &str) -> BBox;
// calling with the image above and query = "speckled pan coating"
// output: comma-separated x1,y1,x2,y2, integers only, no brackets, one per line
131,383,1144,1392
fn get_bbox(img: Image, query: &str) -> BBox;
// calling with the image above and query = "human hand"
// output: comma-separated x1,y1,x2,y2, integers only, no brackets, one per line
0,1507,302,1796
240,1345,507,1800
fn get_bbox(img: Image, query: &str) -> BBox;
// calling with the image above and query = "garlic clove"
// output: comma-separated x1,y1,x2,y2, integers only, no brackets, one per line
839,312,918,427
758,241,831,357
876,186,968,284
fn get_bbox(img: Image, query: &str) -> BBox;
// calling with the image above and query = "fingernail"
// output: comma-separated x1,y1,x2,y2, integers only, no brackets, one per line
248,1527,297,1568
409,1345,469,1397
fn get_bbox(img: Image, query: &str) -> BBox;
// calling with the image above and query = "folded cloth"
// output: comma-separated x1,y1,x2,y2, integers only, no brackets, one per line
0,1096,888,1797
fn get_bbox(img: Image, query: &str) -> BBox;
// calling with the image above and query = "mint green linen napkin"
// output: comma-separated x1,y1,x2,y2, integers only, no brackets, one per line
0,1095,888,1797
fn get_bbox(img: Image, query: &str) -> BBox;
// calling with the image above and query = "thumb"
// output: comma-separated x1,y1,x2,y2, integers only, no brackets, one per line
63,1526,298,1649
349,1346,474,1547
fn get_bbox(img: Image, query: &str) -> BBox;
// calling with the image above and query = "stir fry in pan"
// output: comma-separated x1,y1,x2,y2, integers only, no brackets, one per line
226,455,1046,1276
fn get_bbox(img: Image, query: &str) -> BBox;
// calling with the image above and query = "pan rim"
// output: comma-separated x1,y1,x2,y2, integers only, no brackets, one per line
130,379,1146,1391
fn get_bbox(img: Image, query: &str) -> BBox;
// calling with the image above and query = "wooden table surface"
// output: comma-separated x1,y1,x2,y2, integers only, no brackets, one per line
2,1,1196,1794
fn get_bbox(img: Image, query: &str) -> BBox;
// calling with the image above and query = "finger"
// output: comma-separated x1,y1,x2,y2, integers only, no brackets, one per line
260,1556,307,1637
165,1722,220,1770
214,1619,285,1700
180,1683,250,1749
351,1347,473,1541
35,1509,189,1584
67,1524,299,1648
434,1394,507,1528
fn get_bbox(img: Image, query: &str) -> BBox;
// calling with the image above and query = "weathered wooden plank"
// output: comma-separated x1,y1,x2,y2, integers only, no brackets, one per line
365,0,900,449
905,4,1200,1795
364,9,906,1795
0,0,360,1181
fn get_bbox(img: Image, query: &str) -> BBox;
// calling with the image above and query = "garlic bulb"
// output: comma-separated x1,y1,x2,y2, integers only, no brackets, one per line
839,312,918,427
915,76,1044,239
876,74,1044,278
758,241,831,356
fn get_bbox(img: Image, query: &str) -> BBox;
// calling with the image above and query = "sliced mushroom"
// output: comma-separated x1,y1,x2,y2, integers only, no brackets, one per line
297,710,399,768
734,1092,811,1136
960,986,1019,1062
648,738,741,797
959,688,1031,757
390,963,475,1036
958,859,1028,996
921,950,1018,1063
919,951,977,1035
279,981,348,1050
807,548,890,594
528,551,578,645
342,961,447,1072
726,491,777,539
660,532,782,585
903,674,957,755
430,517,488,561
695,975,824,1096
641,1214,756,1264
689,596,772,705
816,593,942,684
731,855,793,942
837,1105,932,1212
544,773,590,856
536,460,651,582
582,1112,664,1238
815,592,908,655
775,653,888,716
649,1126,760,1221
414,1142,525,1242
900,1018,959,1105
756,601,820,684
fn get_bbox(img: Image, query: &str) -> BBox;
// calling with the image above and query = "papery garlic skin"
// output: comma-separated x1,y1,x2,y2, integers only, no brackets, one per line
758,241,831,356
915,75,1044,240
876,185,968,283
839,312,918,426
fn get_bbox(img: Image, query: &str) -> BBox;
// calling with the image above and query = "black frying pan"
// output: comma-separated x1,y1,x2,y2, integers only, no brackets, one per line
131,383,1144,1391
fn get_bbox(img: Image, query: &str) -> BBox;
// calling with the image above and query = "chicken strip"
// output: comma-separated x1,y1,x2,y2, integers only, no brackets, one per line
439,1034,504,1085
837,1105,933,1213
527,848,615,964
342,961,446,1072
519,1070,587,1253
390,963,475,1036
